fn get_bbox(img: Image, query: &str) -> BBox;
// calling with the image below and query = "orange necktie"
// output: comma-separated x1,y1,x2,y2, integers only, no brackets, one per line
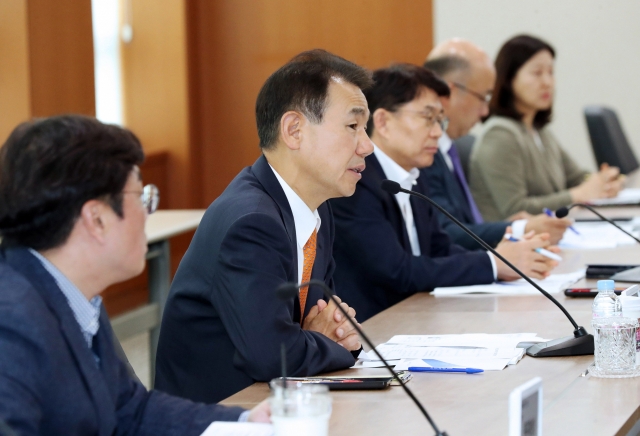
299,229,317,323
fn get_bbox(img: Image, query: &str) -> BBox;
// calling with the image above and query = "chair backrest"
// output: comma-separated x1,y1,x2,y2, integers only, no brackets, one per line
454,134,475,179
584,106,639,174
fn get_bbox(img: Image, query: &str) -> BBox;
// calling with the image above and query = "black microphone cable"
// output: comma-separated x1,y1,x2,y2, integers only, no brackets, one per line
556,204,640,244
381,179,593,357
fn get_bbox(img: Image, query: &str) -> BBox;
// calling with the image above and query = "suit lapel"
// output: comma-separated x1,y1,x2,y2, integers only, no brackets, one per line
362,155,413,252
95,307,123,407
434,150,474,222
412,177,436,254
252,155,299,281
3,248,117,436
253,155,311,321
306,204,329,314
514,124,563,192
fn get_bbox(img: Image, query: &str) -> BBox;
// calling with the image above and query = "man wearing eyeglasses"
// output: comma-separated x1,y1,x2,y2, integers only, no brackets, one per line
329,64,559,322
0,115,270,435
422,38,571,249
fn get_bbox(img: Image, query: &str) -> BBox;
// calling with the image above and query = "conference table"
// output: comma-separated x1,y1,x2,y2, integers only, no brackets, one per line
221,223,640,434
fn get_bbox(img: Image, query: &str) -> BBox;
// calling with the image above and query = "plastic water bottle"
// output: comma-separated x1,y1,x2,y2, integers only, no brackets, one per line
592,280,621,319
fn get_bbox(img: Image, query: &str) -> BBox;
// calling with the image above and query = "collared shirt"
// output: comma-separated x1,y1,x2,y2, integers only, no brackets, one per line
270,165,322,284
373,144,421,256
29,249,102,351
438,131,456,172
30,249,252,422
376,143,498,278
437,134,526,240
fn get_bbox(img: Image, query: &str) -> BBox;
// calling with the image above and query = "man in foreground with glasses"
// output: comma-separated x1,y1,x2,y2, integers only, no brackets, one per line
422,38,571,249
0,115,269,434
330,64,559,322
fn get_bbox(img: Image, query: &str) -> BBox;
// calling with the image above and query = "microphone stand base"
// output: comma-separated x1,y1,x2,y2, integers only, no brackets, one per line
526,334,594,357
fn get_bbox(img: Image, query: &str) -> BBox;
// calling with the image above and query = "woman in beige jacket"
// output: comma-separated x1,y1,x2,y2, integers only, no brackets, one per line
469,35,622,221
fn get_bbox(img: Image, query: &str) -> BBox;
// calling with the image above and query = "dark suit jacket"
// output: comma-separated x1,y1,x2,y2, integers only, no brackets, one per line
155,155,356,403
421,149,509,249
0,247,243,436
330,154,495,322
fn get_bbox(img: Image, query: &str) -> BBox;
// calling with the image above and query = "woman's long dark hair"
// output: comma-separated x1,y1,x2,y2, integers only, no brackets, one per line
490,34,555,128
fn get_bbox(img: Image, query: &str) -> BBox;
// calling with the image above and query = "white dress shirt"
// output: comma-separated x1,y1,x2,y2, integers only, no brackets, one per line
438,133,527,239
270,165,321,284
373,145,421,256
376,142,497,278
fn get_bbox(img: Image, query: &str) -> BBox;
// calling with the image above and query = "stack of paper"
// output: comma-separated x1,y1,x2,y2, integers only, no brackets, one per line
589,188,640,206
355,333,547,371
432,269,585,296
559,221,639,249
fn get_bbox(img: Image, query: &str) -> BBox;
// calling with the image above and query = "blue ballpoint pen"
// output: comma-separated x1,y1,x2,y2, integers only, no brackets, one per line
408,367,484,374
543,207,580,235
504,234,563,261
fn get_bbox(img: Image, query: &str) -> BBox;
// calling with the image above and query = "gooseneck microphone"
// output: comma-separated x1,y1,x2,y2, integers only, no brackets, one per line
277,280,449,436
556,204,640,244
380,179,593,358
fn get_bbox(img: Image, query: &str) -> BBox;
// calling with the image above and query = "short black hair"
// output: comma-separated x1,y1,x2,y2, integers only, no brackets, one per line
255,49,373,150
490,34,556,129
0,115,145,250
365,63,451,134
423,55,471,80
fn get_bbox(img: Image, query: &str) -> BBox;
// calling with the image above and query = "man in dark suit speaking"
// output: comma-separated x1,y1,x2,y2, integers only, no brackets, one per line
0,115,269,435
155,50,371,403
422,39,570,249
330,64,560,322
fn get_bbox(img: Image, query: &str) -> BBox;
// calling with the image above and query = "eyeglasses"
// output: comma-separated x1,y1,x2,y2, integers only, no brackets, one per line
398,109,449,132
452,82,492,104
122,184,160,214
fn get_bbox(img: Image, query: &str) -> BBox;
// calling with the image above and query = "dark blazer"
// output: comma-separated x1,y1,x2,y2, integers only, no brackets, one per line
0,247,243,436
330,154,494,322
421,149,509,249
155,155,356,403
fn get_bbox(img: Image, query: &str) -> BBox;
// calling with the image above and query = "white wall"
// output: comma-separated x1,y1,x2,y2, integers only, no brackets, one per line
434,0,640,170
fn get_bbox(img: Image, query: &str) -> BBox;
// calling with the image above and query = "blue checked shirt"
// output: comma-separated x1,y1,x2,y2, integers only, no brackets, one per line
30,249,102,359
29,249,251,422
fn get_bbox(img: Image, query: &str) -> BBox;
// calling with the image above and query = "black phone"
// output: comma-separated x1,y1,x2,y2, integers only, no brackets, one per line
585,265,640,279
564,288,626,298
272,376,392,390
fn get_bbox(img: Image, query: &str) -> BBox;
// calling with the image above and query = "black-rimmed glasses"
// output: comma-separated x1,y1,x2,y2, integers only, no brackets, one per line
452,82,492,104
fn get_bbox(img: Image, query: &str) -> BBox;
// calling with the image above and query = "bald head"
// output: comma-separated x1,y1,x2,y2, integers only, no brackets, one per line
424,38,496,139
427,38,493,76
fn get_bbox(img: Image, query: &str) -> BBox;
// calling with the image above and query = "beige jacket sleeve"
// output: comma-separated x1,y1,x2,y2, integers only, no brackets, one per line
470,125,573,221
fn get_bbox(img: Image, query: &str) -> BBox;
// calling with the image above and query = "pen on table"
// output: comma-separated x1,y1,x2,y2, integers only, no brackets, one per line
504,234,563,262
408,367,484,374
543,207,580,235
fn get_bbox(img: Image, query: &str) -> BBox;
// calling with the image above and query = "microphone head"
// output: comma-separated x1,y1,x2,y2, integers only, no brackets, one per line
555,206,569,218
380,179,401,194
276,282,300,300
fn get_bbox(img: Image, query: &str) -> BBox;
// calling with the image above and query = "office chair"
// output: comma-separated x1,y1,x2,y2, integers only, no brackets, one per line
584,106,639,174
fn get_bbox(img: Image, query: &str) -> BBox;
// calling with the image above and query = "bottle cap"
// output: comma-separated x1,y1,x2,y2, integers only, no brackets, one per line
597,280,615,291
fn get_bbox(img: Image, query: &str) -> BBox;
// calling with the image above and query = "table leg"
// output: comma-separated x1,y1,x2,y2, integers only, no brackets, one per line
146,239,171,388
